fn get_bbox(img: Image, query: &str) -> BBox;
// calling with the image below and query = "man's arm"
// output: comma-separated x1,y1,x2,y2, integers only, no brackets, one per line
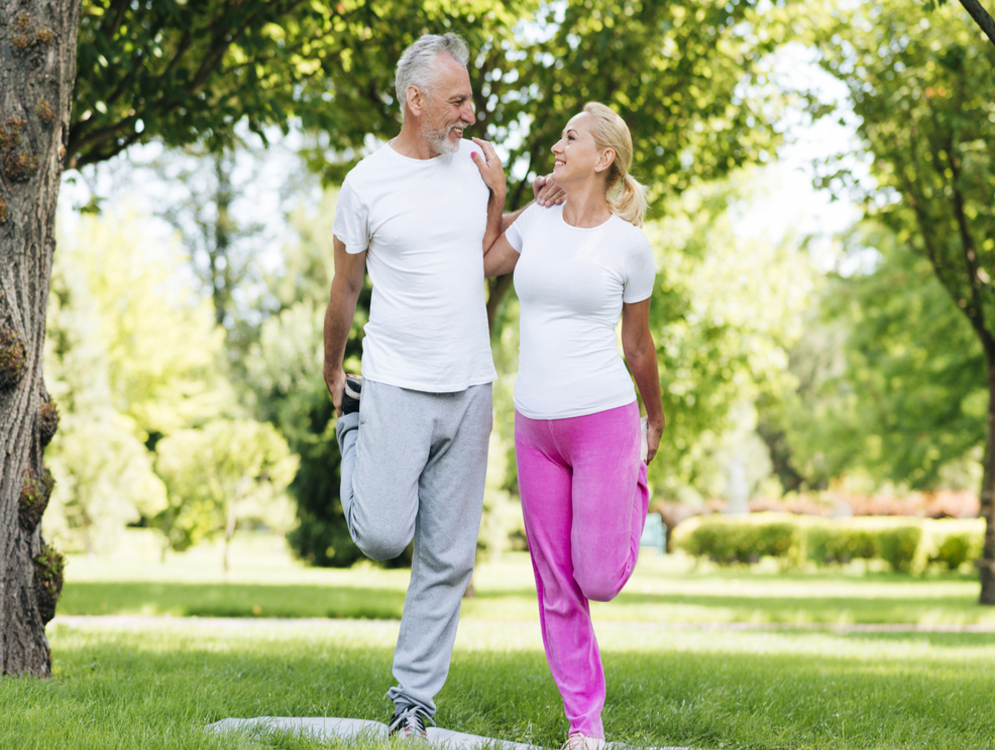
324,236,368,415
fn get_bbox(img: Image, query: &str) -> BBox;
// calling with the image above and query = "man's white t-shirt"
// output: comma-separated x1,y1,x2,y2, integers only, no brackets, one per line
506,203,656,420
332,139,497,393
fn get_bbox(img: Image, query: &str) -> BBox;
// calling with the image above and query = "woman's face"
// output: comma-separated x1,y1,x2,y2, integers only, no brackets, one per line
551,112,607,184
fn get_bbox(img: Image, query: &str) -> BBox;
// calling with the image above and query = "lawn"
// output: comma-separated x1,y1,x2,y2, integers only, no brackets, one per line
3,530,993,750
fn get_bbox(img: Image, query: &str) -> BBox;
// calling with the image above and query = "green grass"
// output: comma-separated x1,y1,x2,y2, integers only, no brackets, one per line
2,618,993,750
6,530,993,749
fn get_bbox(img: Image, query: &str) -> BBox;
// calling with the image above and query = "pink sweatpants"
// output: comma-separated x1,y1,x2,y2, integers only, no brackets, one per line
515,401,649,739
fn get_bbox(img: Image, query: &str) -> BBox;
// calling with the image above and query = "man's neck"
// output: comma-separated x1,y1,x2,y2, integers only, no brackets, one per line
390,125,442,160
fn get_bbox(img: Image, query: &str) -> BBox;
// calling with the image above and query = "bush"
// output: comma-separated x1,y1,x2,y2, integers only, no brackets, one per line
878,526,923,572
806,526,877,565
680,517,800,565
929,531,979,570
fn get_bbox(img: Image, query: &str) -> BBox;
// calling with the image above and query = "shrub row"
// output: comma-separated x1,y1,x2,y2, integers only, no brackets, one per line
673,514,984,573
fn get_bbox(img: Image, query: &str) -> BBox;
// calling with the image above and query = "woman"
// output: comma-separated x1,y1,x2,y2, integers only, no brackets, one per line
483,103,665,750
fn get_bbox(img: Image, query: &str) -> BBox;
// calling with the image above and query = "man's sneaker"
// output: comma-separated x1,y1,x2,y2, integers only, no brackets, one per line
388,705,430,742
562,733,607,750
341,375,362,416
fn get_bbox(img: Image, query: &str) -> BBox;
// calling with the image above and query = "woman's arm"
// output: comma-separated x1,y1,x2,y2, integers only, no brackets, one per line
484,233,520,277
621,298,665,463
471,137,507,253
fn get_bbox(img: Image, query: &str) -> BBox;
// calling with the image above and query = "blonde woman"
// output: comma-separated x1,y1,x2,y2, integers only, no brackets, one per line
483,103,665,749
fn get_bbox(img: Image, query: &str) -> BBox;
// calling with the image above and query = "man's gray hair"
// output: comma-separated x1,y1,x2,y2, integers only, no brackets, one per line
395,33,470,112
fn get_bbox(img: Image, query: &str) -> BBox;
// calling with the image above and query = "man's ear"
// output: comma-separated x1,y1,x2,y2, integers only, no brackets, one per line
595,147,616,174
405,85,425,118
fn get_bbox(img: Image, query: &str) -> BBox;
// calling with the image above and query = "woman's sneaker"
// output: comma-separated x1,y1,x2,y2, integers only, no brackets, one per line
562,733,606,750
341,375,362,415
388,705,430,742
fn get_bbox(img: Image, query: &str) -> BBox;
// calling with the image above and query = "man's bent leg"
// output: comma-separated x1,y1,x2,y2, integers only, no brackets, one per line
336,380,432,560
387,383,492,719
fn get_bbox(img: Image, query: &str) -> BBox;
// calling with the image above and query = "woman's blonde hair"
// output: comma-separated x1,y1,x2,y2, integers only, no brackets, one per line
582,102,647,227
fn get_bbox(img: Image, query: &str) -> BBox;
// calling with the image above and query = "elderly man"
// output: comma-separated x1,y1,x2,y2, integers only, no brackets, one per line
323,33,556,739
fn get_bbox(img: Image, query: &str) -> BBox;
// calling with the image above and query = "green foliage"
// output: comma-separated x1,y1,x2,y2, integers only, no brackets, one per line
770,228,987,491
878,526,924,573
244,193,371,568
679,516,801,564
679,515,985,574
929,531,978,570
44,218,182,554
805,525,877,565
154,419,298,555
32,542,65,624
646,172,817,499
68,215,233,440
18,468,55,532
0,323,26,388
71,0,532,169
805,1,995,489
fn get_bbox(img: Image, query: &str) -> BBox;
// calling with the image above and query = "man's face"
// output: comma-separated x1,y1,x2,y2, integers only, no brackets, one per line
419,55,476,156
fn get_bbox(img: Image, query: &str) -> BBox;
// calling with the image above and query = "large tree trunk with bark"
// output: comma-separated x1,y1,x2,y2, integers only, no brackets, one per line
0,0,82,676
979,364,995,604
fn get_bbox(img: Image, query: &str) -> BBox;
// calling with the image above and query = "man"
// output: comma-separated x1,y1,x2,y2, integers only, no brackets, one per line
323,33,556,739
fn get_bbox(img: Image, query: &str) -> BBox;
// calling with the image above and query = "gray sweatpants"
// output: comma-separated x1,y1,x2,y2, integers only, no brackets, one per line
335,379,492,719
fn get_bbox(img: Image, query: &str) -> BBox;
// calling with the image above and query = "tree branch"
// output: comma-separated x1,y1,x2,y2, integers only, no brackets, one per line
958,0,995,47
947,135,995,358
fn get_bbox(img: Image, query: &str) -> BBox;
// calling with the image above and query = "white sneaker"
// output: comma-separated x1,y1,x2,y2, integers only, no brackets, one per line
639,415,649,463
562,733,607,750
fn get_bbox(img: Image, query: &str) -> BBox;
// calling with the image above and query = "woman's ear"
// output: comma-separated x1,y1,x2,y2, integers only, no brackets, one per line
595,147,616,174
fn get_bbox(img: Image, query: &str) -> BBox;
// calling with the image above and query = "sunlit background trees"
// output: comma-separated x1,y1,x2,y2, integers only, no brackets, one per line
23,0,995,609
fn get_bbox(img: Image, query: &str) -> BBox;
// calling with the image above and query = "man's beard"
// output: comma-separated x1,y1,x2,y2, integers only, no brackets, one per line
422,120,461,155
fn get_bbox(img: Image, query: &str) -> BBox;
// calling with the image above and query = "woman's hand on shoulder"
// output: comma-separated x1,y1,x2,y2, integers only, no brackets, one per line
471,137,506,199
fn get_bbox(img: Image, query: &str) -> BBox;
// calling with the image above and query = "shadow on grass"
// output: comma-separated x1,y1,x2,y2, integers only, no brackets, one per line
608,591,986,624
61,579,990,626
59,582,407,619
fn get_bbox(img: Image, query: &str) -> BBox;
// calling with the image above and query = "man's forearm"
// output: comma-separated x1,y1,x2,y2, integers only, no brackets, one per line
323,281,362,377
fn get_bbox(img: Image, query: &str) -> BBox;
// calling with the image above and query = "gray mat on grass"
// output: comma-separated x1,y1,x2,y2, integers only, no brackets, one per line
207,717,698,750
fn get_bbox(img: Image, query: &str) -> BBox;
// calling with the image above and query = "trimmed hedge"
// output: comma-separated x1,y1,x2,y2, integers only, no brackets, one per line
877,526,922,572
806,526,876,565
682,518,800,565
673,513,984,574
929,532,980,570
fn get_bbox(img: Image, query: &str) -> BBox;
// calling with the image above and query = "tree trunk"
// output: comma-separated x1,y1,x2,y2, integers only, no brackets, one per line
0,0,82,675
979,363,995,604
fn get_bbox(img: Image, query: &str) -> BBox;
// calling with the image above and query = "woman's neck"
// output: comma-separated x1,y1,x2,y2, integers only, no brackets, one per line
559,180,612,228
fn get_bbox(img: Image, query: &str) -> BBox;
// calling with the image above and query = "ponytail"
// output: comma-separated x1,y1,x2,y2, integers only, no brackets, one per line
583,102,649,227
609,173,647,227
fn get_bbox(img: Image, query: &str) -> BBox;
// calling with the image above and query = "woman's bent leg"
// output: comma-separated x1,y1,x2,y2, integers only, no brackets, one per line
567,402,648,602
515,412,606,739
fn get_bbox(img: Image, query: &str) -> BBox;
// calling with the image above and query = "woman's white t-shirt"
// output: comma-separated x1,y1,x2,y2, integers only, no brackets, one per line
332,140,497,392
505,203,656,420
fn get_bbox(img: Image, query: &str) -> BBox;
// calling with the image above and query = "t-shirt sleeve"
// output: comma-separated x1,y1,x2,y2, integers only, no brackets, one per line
504,203,541,254
622,231,656,303
331,176,371,255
